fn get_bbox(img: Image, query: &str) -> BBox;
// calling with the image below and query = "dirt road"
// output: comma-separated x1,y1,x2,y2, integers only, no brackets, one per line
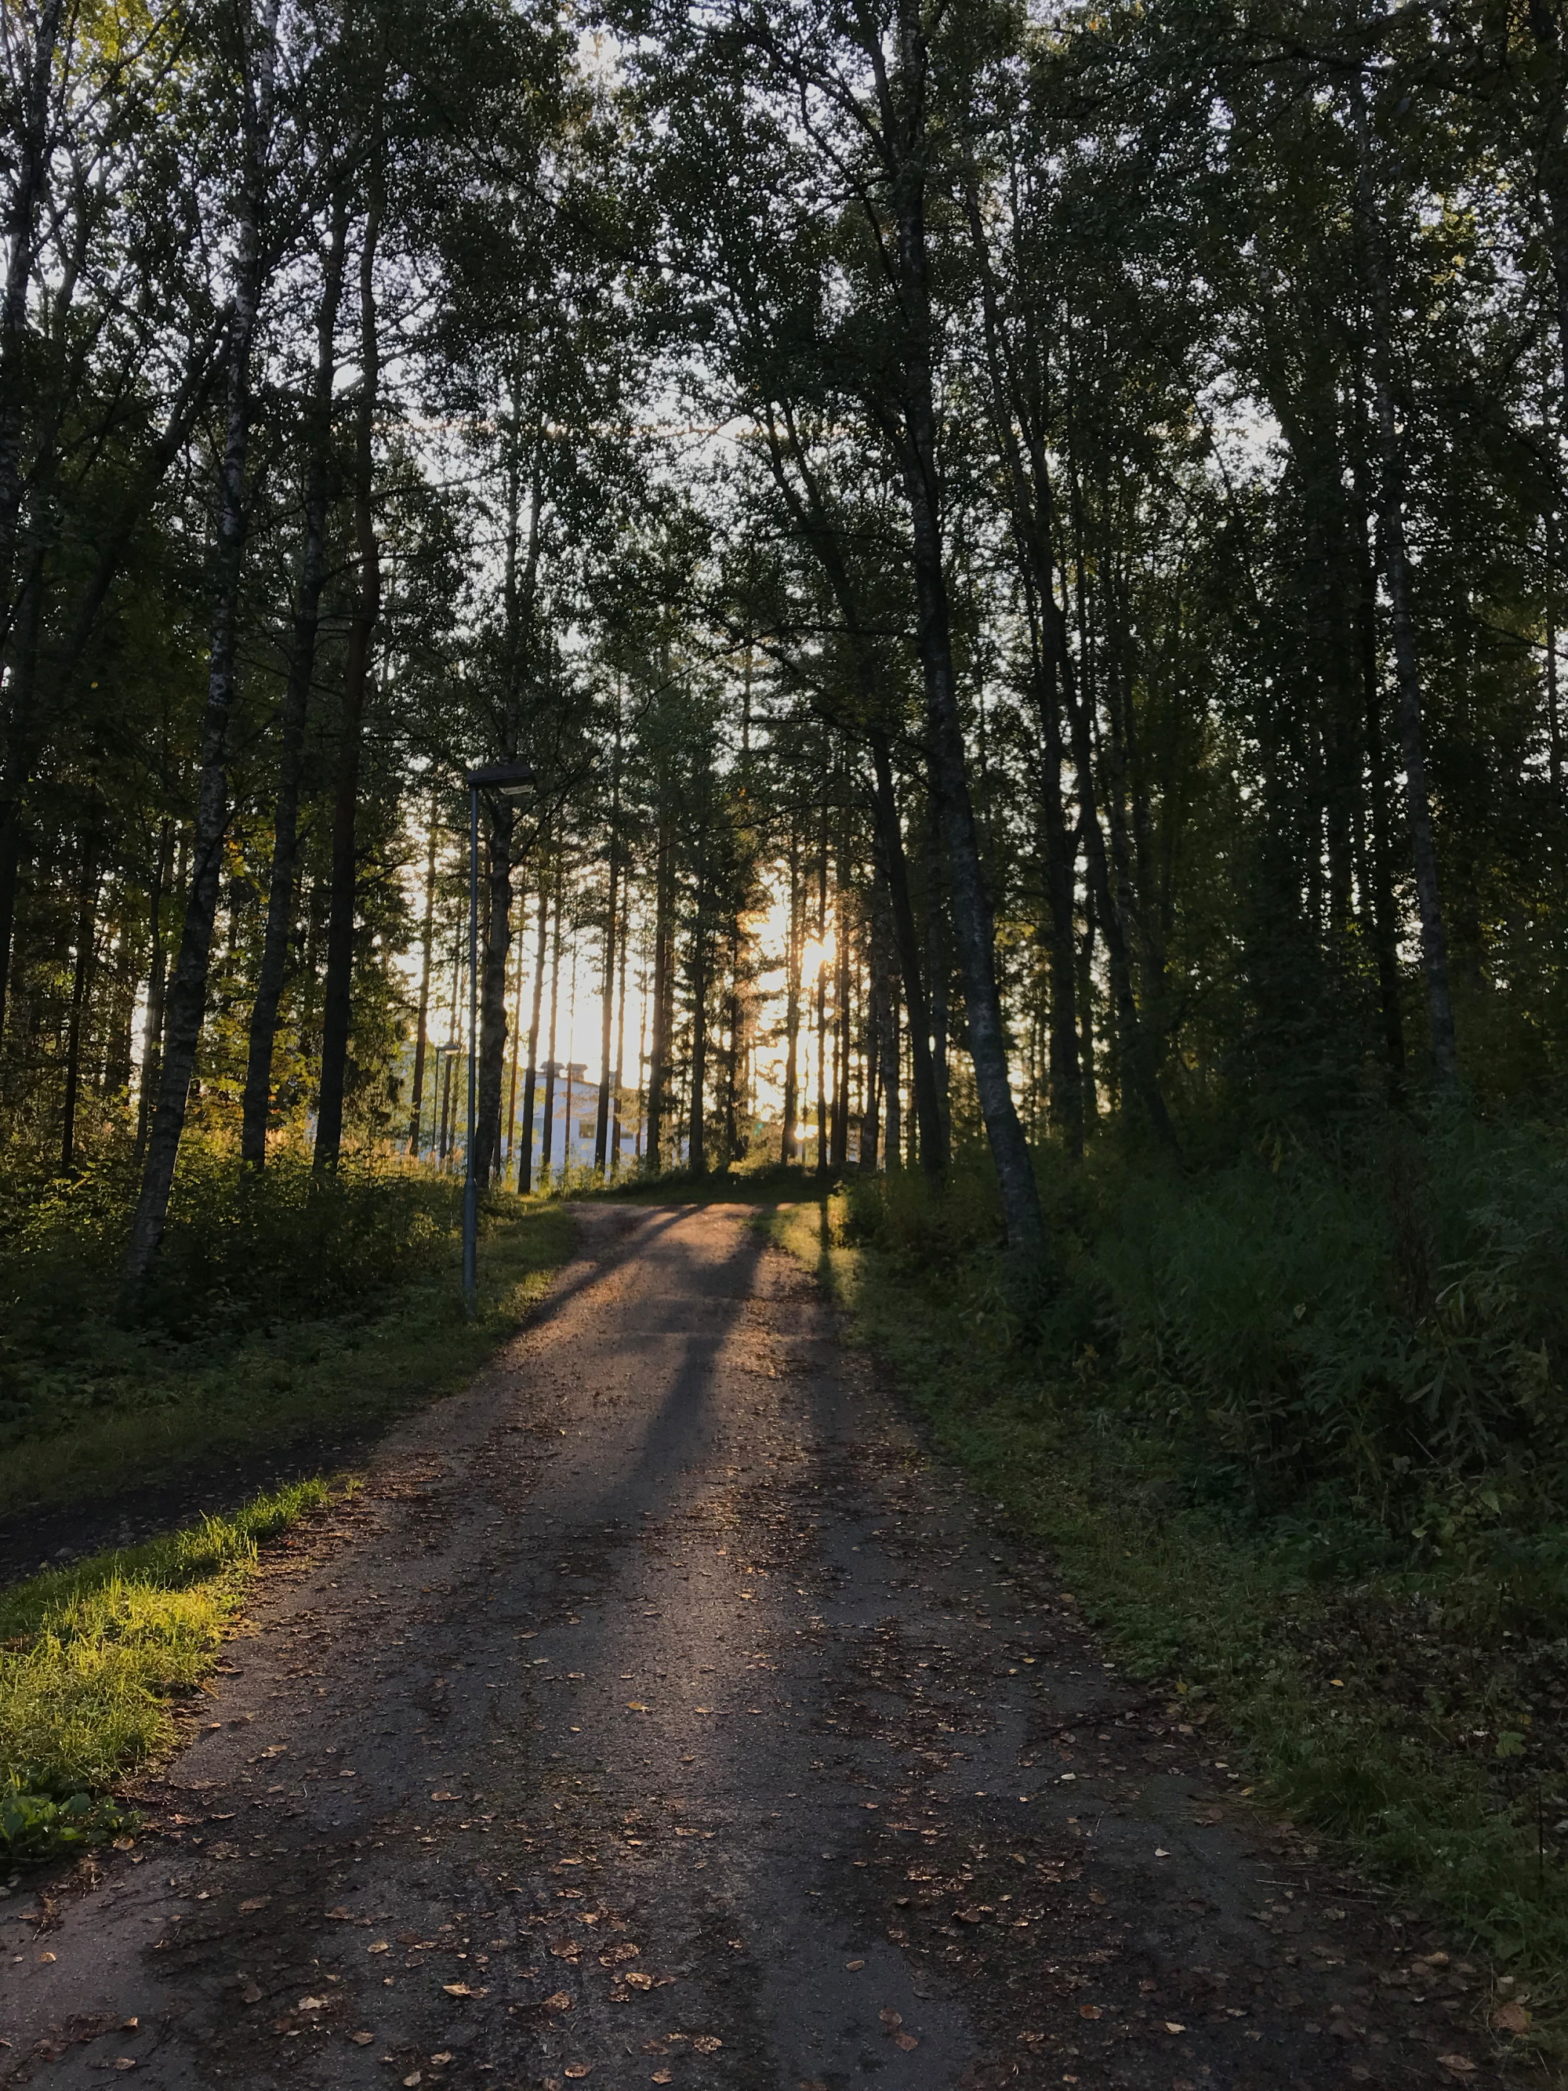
0,1204,1514,2087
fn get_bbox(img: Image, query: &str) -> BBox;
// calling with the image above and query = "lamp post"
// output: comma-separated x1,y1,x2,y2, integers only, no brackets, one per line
463,761,535,1317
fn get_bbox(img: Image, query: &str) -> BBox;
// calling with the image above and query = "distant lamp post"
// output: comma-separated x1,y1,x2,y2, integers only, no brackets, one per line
463,761,534,1317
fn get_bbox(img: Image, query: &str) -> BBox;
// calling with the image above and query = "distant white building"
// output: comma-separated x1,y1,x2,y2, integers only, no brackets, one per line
507,1061,646,1181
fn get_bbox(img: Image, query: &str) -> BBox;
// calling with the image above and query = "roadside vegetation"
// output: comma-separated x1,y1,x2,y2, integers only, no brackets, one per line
0,1161,573,1870
0,1153,573,1521
0,1482,338,1867
770,1122,1568,2047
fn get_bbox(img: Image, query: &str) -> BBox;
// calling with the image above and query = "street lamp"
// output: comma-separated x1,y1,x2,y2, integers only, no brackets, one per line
464,760,535,1316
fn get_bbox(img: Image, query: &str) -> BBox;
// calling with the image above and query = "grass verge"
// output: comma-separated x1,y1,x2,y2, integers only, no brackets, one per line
0,1480,339,1867
1,1192,575,1521
1,1191,576,1870
768,1193,1566,2059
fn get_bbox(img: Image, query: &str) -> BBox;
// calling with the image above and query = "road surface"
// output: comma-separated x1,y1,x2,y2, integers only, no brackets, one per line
0,1204,1511,2088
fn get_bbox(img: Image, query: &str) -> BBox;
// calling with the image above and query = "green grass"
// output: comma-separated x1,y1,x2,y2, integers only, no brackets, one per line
0,1186,576,1870
0,1480,340,1865
768,1191,1568,2058
0,1190,575,1519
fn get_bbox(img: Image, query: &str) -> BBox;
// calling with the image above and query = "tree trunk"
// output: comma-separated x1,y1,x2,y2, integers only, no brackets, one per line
59,843,97,1173
122,0,278,1296
594,708,622,1171
473,798,515,1182
868,731,945,1174
611,878,629,1175
408,807,439,1154
646,814,675,1170
242,193,348,1165
315,108,385,1168
505,902,526,1166
517,876,549,1193
1350,67,1459,1090
781,828,802,1164
540,889,562,1182
0,0,63,643
880,17,1044,1257
688,871,709,1178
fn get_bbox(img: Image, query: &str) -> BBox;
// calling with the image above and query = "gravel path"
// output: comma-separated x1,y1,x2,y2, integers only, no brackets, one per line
0,1203,1517,2088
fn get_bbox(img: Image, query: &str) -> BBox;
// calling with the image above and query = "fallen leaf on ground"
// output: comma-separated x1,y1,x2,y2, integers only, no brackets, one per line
1494,2002,1532,2036
240,1984,263,2005
565,2068,592,2080
239,1898,270,1914
368,1940,390,1954
625,1972,654,1990
1078,2005,1102,2020
652,2074,672,2085
626,1702,650,1713
1438,2060,1477,2077
297,1996,329,2011
691,2036,723,2053
113,2063,137,2074
1164,2022,1187,2034
879,2009,902,2029
544,1992,574,2012
845,1959,865,1970
442,1982,485,1997
351,2033,375,2045
894,2032,919,2052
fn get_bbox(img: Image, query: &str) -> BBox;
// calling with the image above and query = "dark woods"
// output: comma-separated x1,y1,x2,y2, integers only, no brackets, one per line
1,0,1565,1475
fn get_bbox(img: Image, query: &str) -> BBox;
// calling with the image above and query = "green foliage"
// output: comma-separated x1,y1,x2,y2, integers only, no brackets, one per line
844,1116,1568,1537
0,1482,336,1866
0,1171,573,1519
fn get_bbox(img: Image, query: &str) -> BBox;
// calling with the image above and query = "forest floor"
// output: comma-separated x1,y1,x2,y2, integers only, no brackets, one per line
0,1202,1528,2089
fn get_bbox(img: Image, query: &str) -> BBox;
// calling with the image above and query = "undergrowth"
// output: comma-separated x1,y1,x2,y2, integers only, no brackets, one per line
0,1480,338,1866
766,1113,1568,2058
0,1158,574,1519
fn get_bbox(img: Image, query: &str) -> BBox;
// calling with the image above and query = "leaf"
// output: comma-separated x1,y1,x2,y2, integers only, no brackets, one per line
626,1702,651,1712
1078,2004,1102,2020
368,1941,390,1954
544,1992,574,2012
352,2032,376,2045
239,1898,270,1914
564,2068,592,2080
893,2032,919,2052
1164,2021,1187,2034
1438,2060,1477,2076
1494,2001,1531,2036
624,1971,654,1990
652,2074,673,2085
691,2036,723,2053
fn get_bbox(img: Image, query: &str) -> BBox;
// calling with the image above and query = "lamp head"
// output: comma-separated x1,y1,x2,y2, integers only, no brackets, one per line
466,760,535,801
